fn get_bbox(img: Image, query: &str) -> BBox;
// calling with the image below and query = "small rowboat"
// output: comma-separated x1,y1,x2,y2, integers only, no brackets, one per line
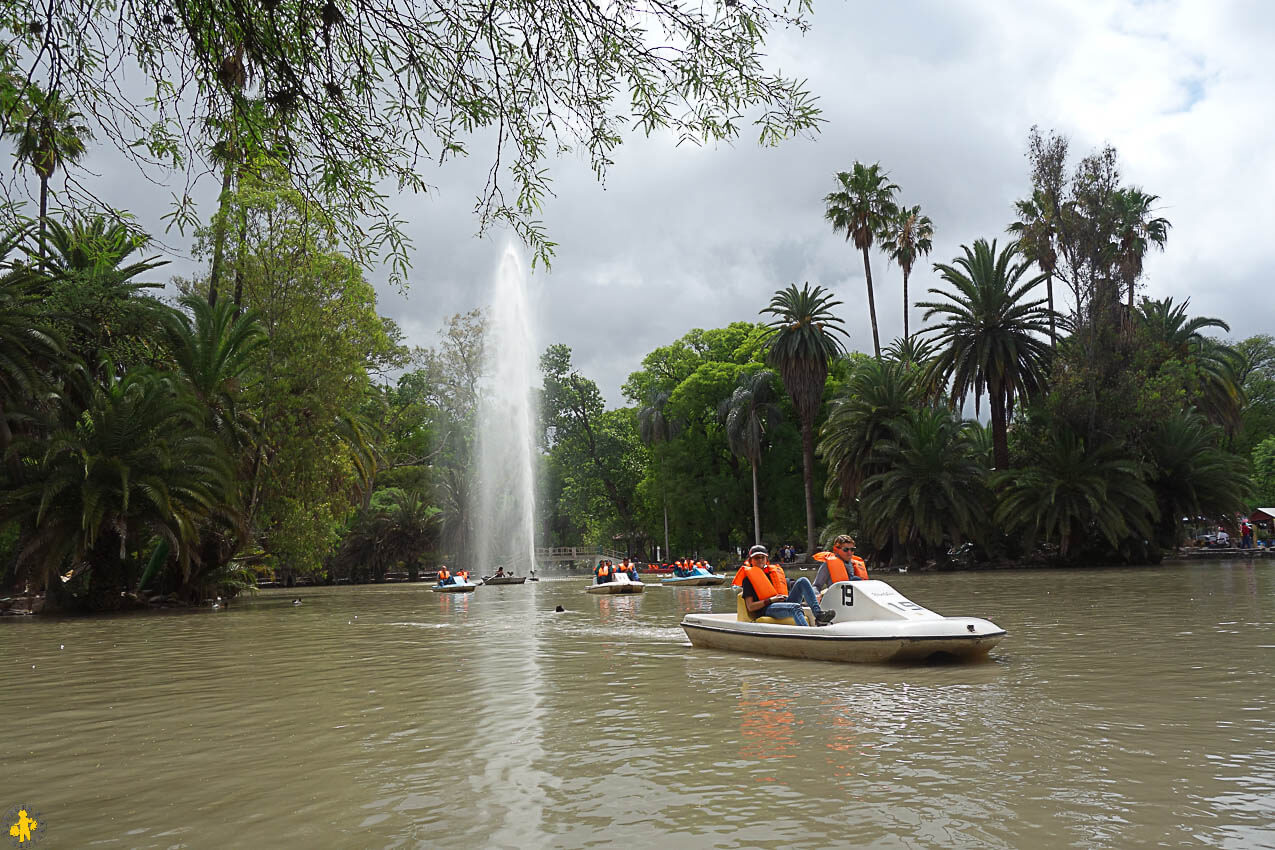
432,578,478,593
481,575,528,585
661,567,726,587
585,574,645,594
680,580,1005,663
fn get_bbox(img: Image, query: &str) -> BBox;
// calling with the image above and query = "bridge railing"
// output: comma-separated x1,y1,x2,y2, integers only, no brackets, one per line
535,546,630,563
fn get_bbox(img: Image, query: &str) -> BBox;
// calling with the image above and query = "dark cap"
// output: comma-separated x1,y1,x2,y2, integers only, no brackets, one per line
748,544,768,558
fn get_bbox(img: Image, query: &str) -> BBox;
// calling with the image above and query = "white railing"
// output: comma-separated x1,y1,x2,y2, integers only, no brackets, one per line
535,546,629,563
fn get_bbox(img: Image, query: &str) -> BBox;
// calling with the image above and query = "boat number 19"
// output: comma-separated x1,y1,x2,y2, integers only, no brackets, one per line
840,585,854,606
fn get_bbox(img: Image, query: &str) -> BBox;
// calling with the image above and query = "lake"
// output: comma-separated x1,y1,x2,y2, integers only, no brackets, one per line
2,560,1272,848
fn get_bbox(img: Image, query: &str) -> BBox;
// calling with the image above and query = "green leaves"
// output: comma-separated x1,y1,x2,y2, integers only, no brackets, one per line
3,0,820,274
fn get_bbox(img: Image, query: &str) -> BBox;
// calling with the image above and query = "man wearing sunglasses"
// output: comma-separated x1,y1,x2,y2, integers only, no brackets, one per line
812,535,869,598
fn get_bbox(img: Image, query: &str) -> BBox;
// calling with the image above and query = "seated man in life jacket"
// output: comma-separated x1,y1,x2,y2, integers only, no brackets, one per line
734,545,834,626
621,558,639,580
761,549,835,625
437,566,455,585
595,560,613,584
812,535,869,599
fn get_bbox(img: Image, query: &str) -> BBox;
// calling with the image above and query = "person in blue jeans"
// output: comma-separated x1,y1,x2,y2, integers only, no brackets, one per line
735,545,834,626
761,555,835,625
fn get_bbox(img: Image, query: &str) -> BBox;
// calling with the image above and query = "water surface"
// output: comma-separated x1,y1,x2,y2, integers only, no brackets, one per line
3,561,1272,848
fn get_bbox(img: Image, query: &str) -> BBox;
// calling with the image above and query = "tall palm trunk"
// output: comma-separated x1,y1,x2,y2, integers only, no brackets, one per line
1046,273,1057,347
659,454,670,560
990,385,1009,471
750,458,761,544
37,175,48,267
800,420,817,558
902,265,911,342
207,159,235,306
861,244,881,359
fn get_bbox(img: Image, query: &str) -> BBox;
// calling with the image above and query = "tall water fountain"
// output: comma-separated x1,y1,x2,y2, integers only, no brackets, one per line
473,244,539,571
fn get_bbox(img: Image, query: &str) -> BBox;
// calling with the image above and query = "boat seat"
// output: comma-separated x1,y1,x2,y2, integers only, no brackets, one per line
734,594,814,626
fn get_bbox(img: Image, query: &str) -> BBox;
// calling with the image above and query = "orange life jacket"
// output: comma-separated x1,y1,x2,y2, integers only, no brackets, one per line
762,564,787,595
814,552,850,583
457,570,469,581
732,564,780,600
814,551,869,581
438,568,451,581
597,563,610,577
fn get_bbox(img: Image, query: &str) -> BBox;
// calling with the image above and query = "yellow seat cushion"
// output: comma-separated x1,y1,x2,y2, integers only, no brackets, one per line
735,594,797,625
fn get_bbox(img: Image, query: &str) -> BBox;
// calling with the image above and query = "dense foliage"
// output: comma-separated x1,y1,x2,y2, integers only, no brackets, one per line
2,119,1267,612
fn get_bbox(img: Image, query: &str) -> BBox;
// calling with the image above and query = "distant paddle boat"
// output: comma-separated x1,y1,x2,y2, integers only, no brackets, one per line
585,573,645,594
432,577,478,593
680,580,1005,663
661,566,726,586
481,574,527,585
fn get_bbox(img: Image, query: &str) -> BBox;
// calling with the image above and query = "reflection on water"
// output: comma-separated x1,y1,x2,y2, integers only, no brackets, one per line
2,562,1274,848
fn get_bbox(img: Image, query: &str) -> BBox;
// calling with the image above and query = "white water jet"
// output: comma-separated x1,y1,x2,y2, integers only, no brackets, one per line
473,244,539,571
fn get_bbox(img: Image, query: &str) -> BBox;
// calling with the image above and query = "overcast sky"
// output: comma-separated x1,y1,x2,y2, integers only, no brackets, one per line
61,0,1275,407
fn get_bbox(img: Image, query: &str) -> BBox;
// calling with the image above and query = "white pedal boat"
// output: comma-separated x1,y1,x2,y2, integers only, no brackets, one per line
680,580,1005,663
432,578,478,593
585,573,645,594
661,568,726,586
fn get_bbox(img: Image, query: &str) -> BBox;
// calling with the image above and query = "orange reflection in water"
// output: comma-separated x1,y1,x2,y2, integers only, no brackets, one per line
737,681,797,762
438,592,471,617
594,594,641,627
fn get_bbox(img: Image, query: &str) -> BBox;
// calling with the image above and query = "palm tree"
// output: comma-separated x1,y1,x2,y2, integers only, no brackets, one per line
162,294,266,448
37,215,168,379
919,239,1053,471
377,489,441,580
1008,189,1061,346
761,283,849,557
883,335,935,370
5,86,93,263
1111,188,1171,312
719,370,783,545
1137,298,1243,432
824,163,899,359
1137,297,1229,356
993,430,1157,559
858,407,988,565
0,226,63,456
0,370,234,608
638,389,681,560
878,204,934,342
1144,411,1250,548
818,357,921,508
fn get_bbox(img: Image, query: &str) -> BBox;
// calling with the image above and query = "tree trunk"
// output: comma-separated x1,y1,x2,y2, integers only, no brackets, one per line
990,385,1009,471
801,420,817,558
207,155,235,306
902,265,910,342
662,500,669,561
38,176,48,268
750,458,761,544
1046,273,1057,347
862,244,881,359
660,454,670,560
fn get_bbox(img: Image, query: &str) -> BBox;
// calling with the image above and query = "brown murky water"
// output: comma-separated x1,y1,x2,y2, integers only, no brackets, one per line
2,560,1273,848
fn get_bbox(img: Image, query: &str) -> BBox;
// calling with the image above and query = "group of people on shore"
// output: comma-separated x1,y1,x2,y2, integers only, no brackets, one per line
732,535,869,627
